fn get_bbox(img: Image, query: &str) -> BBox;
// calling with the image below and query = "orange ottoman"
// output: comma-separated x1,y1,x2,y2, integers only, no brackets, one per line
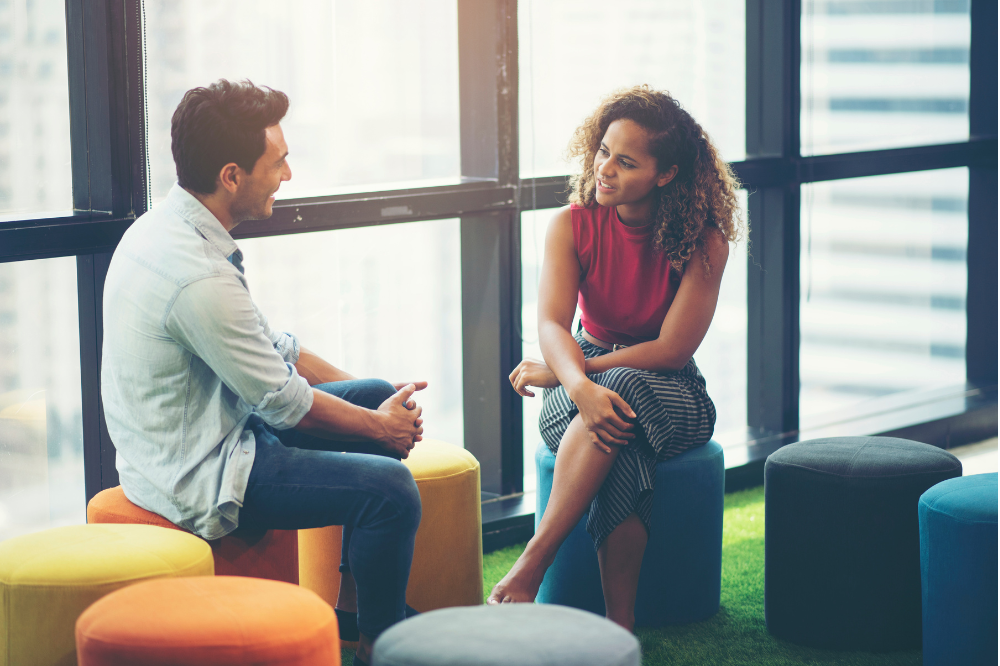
76,576,340,666
88,486,298,583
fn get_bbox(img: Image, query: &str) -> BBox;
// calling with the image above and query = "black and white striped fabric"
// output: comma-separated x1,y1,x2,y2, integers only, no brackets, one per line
539,332,717,549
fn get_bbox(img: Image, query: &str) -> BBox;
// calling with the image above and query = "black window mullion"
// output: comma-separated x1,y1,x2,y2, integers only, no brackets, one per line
966,0,998,386
67,0,147,499
746,0,801,437
457,0,522,496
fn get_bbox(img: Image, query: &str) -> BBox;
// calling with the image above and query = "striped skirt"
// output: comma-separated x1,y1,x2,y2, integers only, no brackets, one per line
539,332,717,549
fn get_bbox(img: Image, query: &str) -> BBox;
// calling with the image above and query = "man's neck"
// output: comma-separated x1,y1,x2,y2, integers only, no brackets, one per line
186,188,239,233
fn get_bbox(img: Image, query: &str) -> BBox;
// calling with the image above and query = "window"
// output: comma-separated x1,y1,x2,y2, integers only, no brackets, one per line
0,257,84,541
237,219,464,447
799,168,968,426
801,0,971,155
0,0,72,216
519,0,745,177
143,0,460,203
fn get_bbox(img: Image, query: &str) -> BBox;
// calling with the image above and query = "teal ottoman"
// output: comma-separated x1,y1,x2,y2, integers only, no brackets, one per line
535,440,724,625
919,472,998,666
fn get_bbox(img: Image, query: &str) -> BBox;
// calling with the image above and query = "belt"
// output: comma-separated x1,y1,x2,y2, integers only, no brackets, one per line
581,328,630,352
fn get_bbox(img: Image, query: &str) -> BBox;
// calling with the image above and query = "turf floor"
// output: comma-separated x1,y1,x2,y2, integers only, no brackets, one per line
345,485,923,665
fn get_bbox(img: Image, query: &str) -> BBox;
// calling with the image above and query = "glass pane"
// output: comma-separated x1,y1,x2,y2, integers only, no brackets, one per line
237,219,463,448
801,0,970,156
143,0,460,203
800,168,968,428
0,0,72,216
519,0,746,178
521,199,748,491
0,257,85,541
695,189,748,445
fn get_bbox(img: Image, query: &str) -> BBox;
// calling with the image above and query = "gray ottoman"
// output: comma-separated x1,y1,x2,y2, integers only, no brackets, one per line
372,605,640,666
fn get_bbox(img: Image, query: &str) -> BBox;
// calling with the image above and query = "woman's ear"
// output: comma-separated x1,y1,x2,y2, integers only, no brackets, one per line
657,165,679,188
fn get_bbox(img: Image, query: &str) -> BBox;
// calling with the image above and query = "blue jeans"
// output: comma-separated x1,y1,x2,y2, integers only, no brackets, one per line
238,379,421,638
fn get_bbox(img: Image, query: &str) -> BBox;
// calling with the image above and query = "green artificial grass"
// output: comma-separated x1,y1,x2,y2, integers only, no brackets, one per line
484,486,923,666
342,485,922,665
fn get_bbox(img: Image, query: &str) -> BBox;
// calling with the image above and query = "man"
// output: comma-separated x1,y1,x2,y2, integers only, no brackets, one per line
101,79,422,666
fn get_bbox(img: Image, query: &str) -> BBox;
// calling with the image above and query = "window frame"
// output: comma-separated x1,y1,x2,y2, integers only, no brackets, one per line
0,0,993,506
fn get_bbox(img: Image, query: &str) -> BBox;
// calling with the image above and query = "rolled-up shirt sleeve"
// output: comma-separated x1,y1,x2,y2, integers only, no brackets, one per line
165,275,313,430
252,300,301,364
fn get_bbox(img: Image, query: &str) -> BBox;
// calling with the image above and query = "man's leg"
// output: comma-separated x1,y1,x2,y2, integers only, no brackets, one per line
238,407,421,653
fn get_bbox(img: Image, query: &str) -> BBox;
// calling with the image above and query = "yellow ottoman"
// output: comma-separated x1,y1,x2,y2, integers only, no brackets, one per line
0,523,214,666
299,440,482,614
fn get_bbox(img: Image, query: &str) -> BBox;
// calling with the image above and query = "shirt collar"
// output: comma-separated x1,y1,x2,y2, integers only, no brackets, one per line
164,183,239,260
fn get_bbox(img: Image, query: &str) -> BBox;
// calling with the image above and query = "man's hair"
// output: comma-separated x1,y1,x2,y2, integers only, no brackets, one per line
171,79,289,194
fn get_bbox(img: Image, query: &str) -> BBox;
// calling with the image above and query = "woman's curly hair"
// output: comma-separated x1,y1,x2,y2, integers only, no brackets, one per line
568,85,744,272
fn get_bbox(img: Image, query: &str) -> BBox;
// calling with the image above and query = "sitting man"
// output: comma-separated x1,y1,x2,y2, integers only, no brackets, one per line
101,79,422,666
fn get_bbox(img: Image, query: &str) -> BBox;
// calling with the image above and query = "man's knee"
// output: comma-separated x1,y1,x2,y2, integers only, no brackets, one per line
351,378,397,410
374,458,422,531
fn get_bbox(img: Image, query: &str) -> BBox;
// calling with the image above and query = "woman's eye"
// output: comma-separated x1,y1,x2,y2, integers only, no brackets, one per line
598,147,609,156
620,160,634,169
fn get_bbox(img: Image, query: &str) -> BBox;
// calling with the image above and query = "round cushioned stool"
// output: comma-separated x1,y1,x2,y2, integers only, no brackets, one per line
371,604,640,666
919,473,998,666
0,523,213,666
76,576,340,666
299,439,482,614
88,486,298,583
764,436,961,650
535,439,724,625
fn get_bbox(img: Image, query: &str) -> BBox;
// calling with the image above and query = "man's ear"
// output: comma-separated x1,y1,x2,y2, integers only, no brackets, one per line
216,162,242,195
657,165,679,188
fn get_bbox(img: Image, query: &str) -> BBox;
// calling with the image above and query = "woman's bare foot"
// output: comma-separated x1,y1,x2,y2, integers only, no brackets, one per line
486,548,553,604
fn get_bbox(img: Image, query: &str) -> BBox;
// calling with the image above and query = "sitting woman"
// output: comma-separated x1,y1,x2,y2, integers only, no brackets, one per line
487,85,743,630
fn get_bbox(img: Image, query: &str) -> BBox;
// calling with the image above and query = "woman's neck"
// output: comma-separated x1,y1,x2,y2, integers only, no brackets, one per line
615,196,655,227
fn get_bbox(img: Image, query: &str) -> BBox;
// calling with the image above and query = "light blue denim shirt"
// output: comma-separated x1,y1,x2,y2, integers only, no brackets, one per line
101,183,314,539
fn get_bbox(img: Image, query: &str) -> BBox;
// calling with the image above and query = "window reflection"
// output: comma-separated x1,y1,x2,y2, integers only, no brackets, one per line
143,0,460,203
801,0,971,155
237,219,464,448
800,168,968,426
0,0,72,216
519,0,746,177
0,257,85,541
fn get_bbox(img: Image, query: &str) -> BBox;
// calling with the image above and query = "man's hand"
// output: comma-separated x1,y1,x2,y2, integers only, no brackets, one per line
376,384,424,458
569,381,636,454
509,358,560,397
392,381,428,409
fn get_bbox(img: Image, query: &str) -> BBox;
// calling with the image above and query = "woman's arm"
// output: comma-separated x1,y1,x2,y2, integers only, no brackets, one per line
585,229,730,375
532,207,637,451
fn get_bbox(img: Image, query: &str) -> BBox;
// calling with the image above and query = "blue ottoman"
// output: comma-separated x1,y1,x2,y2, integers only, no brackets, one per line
535,439,724,626
919,473,998,666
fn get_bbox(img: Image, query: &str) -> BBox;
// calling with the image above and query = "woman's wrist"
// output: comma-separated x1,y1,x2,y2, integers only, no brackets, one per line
565,376,593,403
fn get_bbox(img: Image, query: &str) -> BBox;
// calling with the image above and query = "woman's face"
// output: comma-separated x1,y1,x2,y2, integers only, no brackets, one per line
593,119,676,211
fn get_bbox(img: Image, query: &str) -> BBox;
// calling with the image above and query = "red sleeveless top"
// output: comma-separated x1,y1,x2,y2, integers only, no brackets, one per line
572,203,680,347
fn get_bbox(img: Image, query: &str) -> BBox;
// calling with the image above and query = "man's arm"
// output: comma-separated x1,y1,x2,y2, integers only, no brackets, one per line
296,383,423,458
296,346,356,385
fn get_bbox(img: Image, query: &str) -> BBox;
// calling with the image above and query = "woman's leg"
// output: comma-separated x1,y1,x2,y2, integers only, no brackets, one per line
597,512,648,630
487,414,619,603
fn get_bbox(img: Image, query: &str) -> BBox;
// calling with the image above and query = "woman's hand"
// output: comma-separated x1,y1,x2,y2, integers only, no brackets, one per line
509,358,560,397
569,381,637,454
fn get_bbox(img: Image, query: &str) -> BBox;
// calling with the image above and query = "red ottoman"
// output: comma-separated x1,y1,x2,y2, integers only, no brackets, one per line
87,486,298,584
76,576,340,665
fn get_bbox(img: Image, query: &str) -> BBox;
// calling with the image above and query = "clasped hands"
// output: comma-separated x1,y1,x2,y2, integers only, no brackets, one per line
375,381,427,458
509,358,636,454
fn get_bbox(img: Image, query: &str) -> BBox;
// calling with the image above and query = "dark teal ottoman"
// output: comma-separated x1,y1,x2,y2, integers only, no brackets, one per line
535,439,724,626
919,472,998,666
372,604,640,666
765,436,961,650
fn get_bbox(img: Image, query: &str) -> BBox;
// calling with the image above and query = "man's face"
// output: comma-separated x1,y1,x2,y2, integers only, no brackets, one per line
232,124,292,222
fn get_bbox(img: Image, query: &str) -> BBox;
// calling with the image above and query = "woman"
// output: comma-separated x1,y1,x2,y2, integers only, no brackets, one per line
487,85,743,630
